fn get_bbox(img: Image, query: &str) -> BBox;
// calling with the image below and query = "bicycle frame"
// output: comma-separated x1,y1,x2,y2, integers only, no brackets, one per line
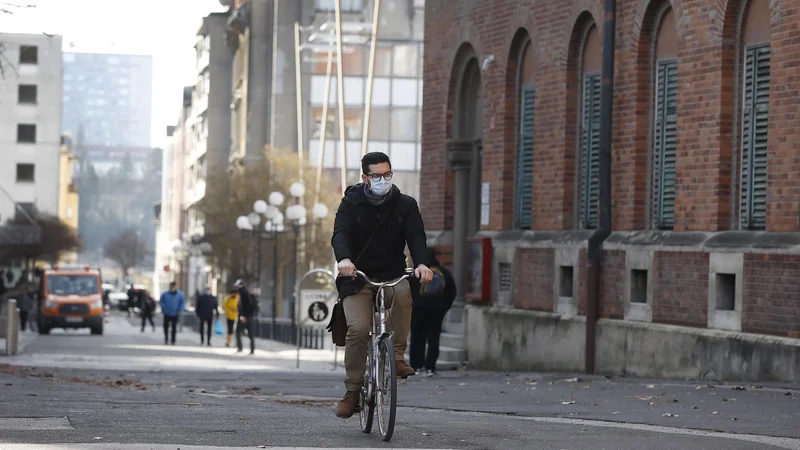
354,268,414,404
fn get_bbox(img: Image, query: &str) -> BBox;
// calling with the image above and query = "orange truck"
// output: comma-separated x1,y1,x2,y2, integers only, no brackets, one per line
38,265,105,335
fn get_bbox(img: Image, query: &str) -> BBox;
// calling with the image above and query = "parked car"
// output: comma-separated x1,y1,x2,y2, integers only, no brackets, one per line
102,283,128,309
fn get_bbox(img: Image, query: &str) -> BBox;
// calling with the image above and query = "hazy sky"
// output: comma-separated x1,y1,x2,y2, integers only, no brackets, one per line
1,0,227,148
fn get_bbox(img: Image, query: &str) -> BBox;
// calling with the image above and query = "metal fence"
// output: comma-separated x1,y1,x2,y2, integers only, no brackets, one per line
182,315,331,350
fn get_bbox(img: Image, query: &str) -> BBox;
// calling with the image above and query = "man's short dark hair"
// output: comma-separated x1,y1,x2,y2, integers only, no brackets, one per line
169,281,176,287
361,152,391,175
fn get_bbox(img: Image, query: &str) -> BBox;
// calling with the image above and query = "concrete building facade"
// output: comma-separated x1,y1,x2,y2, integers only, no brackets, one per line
0,33,63,224
62,52,153,147
184,13,234,297
422,0,800,382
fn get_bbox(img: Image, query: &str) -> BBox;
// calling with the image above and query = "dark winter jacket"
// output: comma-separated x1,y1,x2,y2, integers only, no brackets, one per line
195,293,219,319
410,259,457,313
332,183,430,299
237,287,256,318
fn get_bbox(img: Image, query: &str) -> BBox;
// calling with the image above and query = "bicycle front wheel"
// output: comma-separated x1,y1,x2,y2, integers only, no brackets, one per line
376,337,397,441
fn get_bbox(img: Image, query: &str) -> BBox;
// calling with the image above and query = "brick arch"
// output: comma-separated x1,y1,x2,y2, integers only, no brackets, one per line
500,28,536,230
556,0,604,72
629,0,684,229
632,0,686,38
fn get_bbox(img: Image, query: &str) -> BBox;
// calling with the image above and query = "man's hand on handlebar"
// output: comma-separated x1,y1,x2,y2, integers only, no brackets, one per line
415,264,434,284
338,258,356,277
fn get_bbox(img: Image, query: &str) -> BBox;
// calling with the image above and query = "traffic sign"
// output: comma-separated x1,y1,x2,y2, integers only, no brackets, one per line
299,289,337,326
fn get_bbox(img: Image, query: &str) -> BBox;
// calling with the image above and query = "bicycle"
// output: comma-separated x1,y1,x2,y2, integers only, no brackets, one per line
353,268,415,442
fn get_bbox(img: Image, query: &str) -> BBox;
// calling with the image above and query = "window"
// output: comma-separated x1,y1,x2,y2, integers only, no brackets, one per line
315,0,363,12
652,60,678,229
579,26,601,229
739,45,770,230
368,108,391,141
17,124,36,143
516,86,535,229
580,74,601,229
16,164,35,182
515,38,536,230
19,45,38,64
392,45,419,77
18,84,37,104
390,108,418,142
374,47,392,76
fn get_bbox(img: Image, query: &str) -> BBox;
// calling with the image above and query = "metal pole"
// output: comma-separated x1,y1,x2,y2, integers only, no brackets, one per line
6,299,19,356
334,0,348,191
269,0,280,151
294,22,305,181
271,237,278,339
361,0,382,157
256,235,263,313
311,50,335,246
585,0,616,375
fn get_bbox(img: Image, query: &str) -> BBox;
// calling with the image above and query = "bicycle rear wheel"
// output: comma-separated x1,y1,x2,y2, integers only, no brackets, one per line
359,387,375,433
376,337,397,441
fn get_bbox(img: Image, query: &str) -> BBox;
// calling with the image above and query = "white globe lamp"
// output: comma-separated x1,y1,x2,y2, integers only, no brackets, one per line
253,199,268,214
312,203,329,220
236,215,251,230
289,182,306,198
268,191,285,206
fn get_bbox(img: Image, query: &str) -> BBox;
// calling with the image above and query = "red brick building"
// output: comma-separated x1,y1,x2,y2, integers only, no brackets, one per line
421,0,800,381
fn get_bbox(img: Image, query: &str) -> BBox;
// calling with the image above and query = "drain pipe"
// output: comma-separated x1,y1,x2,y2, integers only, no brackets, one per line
585,0,616,375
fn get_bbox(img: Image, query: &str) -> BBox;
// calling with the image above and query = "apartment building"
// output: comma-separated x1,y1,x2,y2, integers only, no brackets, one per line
0,33,63,224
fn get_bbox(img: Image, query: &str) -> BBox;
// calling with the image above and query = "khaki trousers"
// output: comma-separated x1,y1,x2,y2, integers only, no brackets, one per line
343,279,412,392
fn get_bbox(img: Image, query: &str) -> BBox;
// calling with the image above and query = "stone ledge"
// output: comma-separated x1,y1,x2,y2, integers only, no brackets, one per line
465,305,800,383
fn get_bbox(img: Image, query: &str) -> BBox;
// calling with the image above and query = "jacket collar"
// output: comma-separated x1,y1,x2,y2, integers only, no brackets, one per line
345,183,401,206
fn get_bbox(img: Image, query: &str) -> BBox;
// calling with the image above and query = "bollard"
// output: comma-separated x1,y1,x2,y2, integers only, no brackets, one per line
6,299,19,356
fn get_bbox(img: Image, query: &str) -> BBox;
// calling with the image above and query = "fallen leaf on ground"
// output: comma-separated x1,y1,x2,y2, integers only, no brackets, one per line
731,386,746,391
646,384,656,389
692,406,700,410
649,402,659,406
422,432,431,436
561,401,576,405
634,395,654,401
565,378,582,382
93,437,102,440
785,392,793,397
712,411,720,415
662,413,678,418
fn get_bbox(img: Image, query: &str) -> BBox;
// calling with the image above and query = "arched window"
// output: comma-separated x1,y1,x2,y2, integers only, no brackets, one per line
579,24,601,229
651,8,678,229
515,37,536,229
739,0,770,229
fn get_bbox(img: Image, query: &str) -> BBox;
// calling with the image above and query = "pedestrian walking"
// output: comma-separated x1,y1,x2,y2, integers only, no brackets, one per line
234,280,256,354
222,288,239,347
17,290,34,332
159,282,185,345
126,285,137,318
409,247,457,377
141,291,156,332
195,287,219,346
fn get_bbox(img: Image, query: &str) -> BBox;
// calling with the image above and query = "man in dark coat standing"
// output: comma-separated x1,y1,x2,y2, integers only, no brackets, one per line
195,287,219,346
234,280,256,354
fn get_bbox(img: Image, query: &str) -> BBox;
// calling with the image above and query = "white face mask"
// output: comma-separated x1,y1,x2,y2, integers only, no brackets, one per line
369,177,392,196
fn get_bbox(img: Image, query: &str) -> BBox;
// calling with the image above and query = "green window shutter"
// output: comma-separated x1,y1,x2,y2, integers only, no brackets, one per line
515,85,535,229
652,60,678,229
740,45,770,230
580,74,601,229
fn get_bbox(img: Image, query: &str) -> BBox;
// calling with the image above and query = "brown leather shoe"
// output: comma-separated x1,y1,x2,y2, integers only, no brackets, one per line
396,360,415,379
335,390,360,419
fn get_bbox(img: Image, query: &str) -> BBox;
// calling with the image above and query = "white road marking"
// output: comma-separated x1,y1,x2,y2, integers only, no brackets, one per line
427,408,800,450
0,446,448,450
0,418,73,431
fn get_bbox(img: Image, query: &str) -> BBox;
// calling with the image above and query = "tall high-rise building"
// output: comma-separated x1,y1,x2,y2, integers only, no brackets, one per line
62,52,153,147
0,33,63,226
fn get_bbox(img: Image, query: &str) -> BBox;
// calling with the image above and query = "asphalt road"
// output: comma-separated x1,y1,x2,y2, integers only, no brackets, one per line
0,314,798,450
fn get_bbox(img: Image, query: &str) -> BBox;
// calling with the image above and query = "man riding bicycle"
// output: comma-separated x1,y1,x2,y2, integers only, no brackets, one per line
332,151,433,419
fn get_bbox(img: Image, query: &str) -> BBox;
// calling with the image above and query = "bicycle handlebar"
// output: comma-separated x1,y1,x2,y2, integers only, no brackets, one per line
352,268,415,288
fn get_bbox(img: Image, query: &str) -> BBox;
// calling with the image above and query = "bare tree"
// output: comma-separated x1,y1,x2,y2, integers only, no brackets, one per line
0,2,36,78
103,229,146,277
1,214,82,267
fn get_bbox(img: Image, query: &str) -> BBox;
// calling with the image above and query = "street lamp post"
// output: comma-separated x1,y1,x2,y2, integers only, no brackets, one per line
235,182,329,341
